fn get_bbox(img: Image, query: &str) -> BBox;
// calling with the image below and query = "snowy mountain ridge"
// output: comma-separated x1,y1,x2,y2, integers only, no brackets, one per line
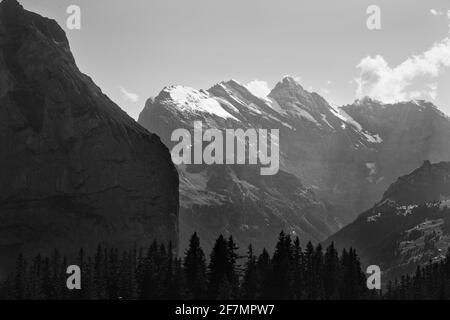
139,75,450,253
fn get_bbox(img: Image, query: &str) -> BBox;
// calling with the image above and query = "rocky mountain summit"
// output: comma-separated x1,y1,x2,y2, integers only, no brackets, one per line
139,75,450,253
139,78,348,252
0,0,179,276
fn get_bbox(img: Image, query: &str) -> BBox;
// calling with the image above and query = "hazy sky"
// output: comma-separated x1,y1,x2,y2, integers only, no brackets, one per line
16,0,450,119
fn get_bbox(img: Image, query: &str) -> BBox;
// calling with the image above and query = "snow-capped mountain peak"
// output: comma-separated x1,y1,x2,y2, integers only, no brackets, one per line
158,85,240,121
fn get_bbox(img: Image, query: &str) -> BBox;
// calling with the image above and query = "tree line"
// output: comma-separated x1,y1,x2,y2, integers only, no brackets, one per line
385,254,450,300
0,231,449,300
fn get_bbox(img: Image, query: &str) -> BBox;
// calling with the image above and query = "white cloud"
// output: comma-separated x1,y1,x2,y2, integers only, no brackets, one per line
119,86,139,103
428,83,438,100
430,9,443,16
355,36,450,103
448,10,450,32
246,80,271,100
355,9,450,103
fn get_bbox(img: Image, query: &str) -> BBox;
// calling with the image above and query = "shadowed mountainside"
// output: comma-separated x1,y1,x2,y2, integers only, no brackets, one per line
0,0,179,277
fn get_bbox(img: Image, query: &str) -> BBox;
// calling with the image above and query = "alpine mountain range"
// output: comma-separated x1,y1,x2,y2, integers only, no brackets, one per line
139,77,450,267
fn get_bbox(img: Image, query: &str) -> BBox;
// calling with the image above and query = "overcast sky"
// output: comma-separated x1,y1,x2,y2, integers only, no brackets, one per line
17,0,450,119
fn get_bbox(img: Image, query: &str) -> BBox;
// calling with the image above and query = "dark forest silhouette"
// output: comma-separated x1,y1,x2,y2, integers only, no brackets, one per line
1,231,449,300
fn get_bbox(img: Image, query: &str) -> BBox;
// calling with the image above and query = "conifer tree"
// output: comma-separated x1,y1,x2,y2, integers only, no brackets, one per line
270,231,293,299
241,245,259,299
323,242,339,299
303,241,315,299
257,248,272,299
291,237,304,300
208,235,230,299
183,233,207,299
226,236,240,298
312,244,325,299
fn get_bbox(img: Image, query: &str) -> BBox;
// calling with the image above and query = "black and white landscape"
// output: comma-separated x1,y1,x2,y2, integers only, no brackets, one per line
1,0,450,301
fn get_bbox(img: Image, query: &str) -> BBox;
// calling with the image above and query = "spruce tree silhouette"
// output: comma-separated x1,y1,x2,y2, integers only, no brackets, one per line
183,233,207,299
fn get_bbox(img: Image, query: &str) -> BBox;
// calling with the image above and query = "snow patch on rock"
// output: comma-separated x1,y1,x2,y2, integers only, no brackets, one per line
367,212,382,222
265,97,287,115
396,205,419,216
330,106,383,143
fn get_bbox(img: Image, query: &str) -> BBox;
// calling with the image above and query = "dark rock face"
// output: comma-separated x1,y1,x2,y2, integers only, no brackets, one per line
0,0,179,276
325,161,450,281
382,161,450,205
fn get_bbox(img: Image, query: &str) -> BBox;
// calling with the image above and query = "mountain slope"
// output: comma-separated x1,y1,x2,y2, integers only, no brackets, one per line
0,0,179,276
326,161,450,280
342,99,450,192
